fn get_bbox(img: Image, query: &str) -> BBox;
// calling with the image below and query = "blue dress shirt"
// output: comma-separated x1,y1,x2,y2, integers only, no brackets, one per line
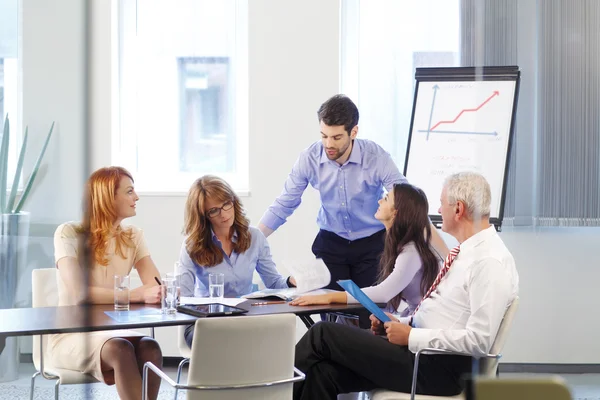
260,139,407,241
178,227,288,298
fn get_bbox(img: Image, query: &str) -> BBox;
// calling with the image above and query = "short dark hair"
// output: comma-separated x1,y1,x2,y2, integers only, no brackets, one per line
317,94,359,135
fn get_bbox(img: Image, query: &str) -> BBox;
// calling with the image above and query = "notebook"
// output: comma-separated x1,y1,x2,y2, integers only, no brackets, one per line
337,279,391,322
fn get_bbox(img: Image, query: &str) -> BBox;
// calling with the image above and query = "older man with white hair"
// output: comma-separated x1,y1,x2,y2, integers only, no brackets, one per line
293,171,519,400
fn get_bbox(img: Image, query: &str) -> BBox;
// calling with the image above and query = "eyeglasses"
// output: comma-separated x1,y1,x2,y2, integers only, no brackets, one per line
206,200,234,219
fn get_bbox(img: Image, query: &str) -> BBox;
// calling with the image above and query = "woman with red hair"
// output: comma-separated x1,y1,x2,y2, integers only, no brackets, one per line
49,166,163,400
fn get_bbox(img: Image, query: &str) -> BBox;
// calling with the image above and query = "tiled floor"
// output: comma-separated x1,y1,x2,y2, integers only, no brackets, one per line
1,362,599,399
1,362,188,399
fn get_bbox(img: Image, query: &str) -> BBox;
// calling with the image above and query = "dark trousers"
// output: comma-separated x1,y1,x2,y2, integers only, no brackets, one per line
294,322,471,400
184,323,195,349
312,229,385,327
312,228,386,290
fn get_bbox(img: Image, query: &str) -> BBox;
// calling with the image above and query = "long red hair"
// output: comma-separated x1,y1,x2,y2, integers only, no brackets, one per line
80,166,135,266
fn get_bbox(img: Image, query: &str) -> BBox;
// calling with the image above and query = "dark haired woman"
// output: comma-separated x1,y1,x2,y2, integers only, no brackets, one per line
291,183,439,316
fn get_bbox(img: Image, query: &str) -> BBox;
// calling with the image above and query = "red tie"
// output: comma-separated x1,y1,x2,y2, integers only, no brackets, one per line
412,245,461,315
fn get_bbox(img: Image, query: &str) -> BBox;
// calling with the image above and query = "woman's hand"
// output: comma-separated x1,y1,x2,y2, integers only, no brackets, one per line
289,294,332,306
289,276,297,287
144,285,162,304
132,285,162,304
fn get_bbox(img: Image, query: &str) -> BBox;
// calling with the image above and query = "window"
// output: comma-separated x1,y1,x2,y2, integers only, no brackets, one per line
341,0,460,169
178,57,233,173
0,0,20,185
459,0,600,226
343,0,600,226
117,0,248,193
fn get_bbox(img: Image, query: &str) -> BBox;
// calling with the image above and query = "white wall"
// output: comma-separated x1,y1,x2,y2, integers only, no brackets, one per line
18,0,600,363
16,0,88,353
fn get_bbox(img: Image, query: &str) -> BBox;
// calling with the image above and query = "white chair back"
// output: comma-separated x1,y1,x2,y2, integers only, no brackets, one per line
178,325,192,358
31,268,60,370
187,313,297,400
481,297,520,376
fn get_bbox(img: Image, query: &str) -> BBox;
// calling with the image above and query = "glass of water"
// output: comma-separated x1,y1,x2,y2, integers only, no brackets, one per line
209,272,224,299
172,263,182,305
114,275,130,311
161,274,177,314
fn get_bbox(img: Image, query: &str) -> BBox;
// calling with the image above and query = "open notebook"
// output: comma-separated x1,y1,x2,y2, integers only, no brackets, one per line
242,258,332,301
242,288,336,301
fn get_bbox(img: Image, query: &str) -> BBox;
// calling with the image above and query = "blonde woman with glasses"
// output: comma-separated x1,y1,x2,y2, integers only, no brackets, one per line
178,175,295,347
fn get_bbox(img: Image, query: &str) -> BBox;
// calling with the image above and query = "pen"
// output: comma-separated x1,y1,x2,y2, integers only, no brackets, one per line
251,301,286,306
154,276,162,285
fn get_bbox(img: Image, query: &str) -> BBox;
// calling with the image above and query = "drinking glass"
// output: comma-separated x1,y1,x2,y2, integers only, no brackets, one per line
173,263,182,305
114,275,130,311
161,275,177,314
209,273,224,299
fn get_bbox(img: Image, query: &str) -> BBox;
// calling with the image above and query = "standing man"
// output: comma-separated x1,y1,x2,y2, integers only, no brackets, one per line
259,94,448,296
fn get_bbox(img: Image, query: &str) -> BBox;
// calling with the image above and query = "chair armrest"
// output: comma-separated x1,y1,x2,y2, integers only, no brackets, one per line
142,362,305,400
410,348,501,400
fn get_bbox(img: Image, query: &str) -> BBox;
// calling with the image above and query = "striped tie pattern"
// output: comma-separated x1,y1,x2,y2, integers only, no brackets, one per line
412,245,461,315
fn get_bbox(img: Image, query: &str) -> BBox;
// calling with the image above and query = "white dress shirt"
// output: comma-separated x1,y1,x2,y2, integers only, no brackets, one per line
405,226,519,355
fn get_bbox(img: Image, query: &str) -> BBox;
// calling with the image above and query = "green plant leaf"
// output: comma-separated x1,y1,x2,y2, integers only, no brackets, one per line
0,115,10,212
6,127,28,213
14,121,55,213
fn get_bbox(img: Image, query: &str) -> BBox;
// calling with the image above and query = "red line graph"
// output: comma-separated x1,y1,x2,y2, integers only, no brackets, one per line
429,91,499,131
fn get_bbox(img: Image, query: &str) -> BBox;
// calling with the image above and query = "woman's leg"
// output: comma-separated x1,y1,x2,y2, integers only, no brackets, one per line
99,338,143,400
132,337,163,400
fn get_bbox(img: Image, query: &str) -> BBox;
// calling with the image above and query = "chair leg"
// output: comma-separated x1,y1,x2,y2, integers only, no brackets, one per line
30,371,40,400
174,358,189,400
54,379,60,400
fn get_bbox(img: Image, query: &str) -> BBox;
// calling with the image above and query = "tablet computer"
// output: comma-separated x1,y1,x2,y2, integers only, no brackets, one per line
177,303,249,318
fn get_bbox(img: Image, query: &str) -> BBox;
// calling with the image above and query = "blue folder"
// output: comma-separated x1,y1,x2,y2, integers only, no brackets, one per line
337,279,390,323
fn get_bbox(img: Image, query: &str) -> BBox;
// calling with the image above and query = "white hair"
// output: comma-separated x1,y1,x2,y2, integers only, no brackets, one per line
444,171,491,219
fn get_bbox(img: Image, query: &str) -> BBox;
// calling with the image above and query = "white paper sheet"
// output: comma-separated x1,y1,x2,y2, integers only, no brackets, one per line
180,296,246,307
284,258,332,294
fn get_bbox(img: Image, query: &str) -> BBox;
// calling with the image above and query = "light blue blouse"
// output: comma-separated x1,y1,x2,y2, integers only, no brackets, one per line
178,226,289,297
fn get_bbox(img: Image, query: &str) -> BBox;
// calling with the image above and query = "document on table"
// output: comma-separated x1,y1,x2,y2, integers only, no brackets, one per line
242,258,332,301
286,258,331,294
180,297,246,307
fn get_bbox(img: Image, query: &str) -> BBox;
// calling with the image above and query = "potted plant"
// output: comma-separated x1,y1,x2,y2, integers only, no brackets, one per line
0,114,54,382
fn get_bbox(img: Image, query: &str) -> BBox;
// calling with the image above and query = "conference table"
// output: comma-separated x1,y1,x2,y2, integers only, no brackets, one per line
0,299,368,338
0,300,370,382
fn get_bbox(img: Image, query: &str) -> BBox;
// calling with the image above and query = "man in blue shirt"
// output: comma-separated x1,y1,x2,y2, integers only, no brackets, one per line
259,95,448,302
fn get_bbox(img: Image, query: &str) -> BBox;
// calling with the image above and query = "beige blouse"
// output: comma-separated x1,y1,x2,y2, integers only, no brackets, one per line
49,222,151,383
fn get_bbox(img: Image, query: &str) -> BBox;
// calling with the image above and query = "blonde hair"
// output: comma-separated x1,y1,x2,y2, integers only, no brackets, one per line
184,175,251,266
80,166,135,266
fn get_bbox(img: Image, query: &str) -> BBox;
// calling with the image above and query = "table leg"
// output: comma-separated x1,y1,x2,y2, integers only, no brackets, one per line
298,315,315,329
0,334,5,355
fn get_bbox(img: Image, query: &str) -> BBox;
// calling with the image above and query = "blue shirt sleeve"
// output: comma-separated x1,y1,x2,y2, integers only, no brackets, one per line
178,240,201,297
253,230,288,289
381,152,408,192
259,152,310,231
